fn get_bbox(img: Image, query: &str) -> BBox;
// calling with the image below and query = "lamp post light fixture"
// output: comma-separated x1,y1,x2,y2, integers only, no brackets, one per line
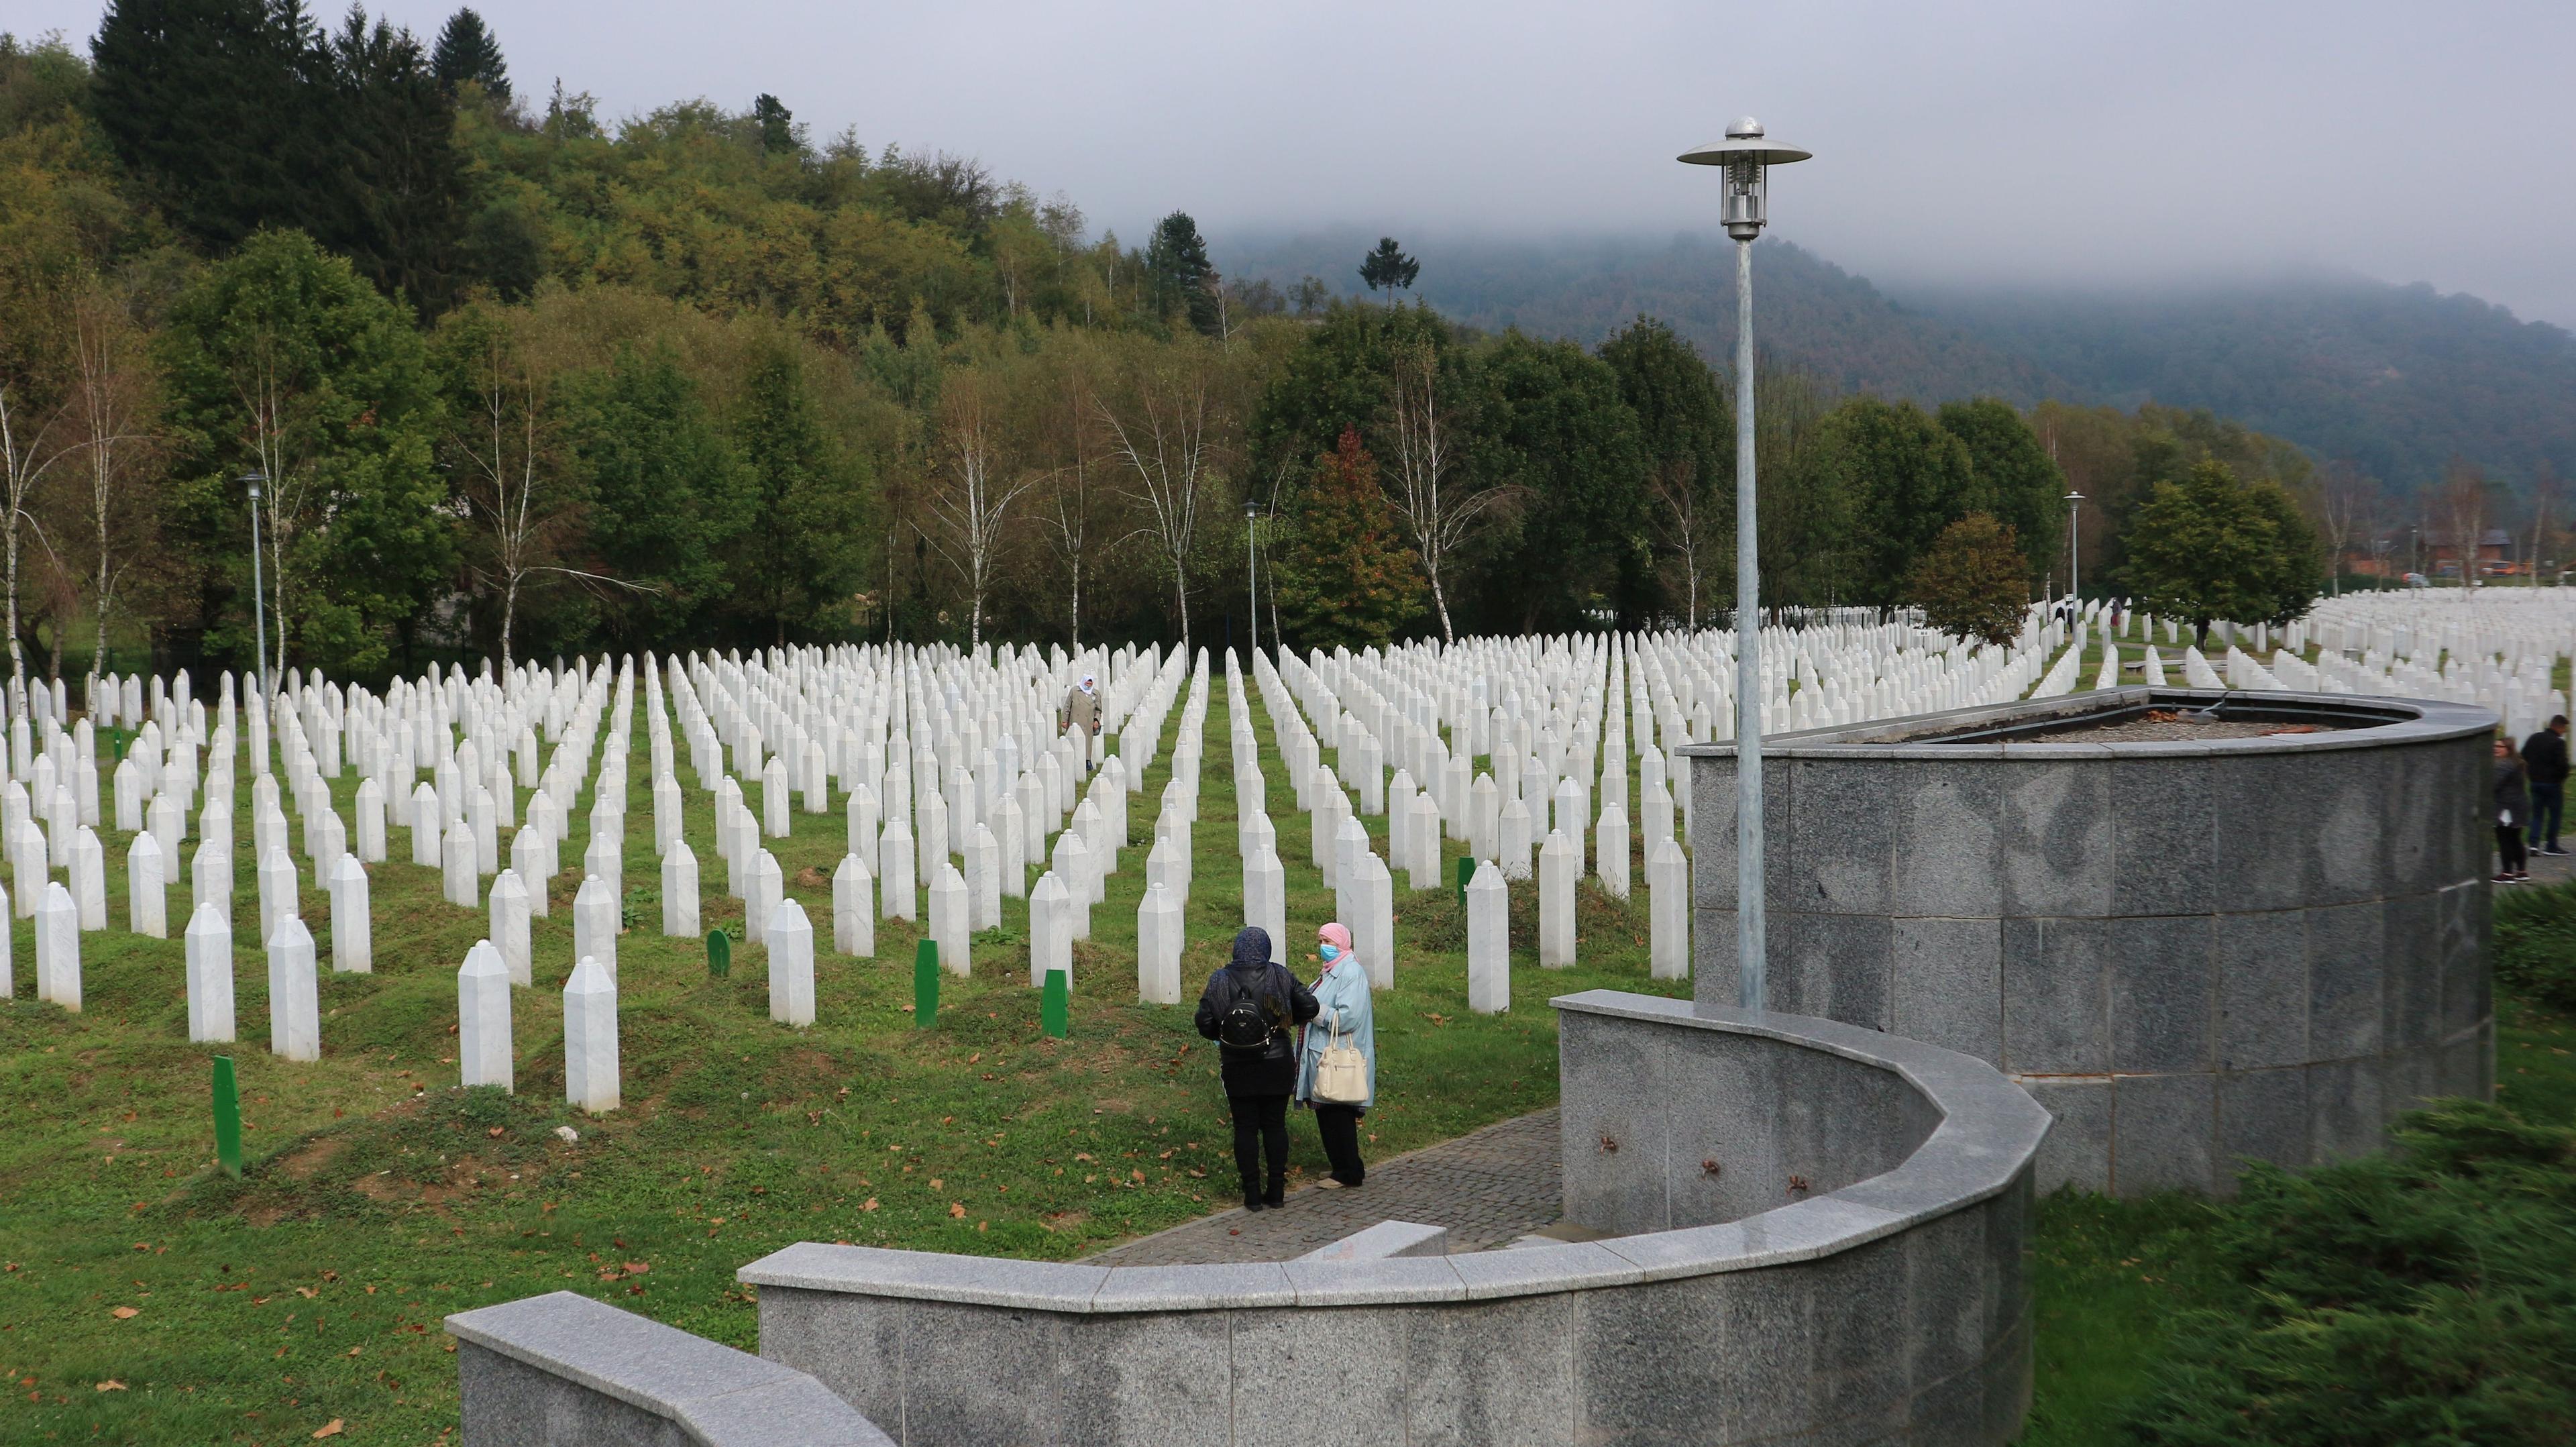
1680,117,1810,1012
241,470,270,704
2064,490,2086,606
1244,499,1260,662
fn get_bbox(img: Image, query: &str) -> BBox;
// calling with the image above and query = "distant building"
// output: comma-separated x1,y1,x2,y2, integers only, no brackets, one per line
2428,528,2518,579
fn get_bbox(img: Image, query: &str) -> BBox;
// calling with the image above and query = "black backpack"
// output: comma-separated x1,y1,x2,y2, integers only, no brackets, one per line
1214,967,1284,1055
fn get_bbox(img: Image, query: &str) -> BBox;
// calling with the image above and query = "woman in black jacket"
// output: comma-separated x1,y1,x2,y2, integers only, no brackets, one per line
2494,735,2532,884
1195,926,1320,1210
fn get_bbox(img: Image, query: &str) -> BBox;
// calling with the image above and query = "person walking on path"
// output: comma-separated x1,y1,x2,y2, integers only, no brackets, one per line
1295,922,1377,1189
1059,674,1100,774
2493,735,2532,884
2522,714,2569,856
1195,926,1318,1211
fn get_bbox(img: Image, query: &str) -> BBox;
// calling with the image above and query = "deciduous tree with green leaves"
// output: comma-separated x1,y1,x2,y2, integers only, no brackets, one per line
2121,460,2321,645
1906,513,2029,647
1937,397,2063,586
159,227,451,676
1272,427,1420,650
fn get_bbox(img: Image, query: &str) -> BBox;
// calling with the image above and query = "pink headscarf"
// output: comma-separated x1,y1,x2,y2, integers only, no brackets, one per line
1318,922,1354,965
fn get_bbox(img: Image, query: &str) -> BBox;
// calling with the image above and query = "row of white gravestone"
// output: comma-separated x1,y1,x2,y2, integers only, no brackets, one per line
1231,644,1692,1002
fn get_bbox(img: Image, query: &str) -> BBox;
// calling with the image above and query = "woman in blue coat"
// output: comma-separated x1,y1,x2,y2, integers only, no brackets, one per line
1295,921,1377,1188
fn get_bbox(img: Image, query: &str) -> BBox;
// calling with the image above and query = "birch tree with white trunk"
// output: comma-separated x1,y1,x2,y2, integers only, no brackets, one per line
1381,340,1510,644
67,281,160,683
0,377,79,694
924,372,1035,650
1099,360,1216,649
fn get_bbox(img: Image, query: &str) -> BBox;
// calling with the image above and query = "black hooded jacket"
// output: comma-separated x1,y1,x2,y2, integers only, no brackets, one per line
1194,926,1318,1097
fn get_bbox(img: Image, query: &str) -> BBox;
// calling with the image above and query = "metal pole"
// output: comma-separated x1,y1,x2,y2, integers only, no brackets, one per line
1246,510,1258,663
248,481,269,704
2070,498,2080,604
1733,234,1765,1012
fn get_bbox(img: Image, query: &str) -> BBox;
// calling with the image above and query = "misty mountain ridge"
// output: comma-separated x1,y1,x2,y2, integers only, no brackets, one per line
1219,231,2576,492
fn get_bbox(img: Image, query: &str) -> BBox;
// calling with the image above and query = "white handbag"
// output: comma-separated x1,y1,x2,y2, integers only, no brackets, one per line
1312,1020,1368,1104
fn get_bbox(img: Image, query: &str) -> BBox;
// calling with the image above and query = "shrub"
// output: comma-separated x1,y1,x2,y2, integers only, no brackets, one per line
2121,1102,2576,1445
2496,878,2576,1010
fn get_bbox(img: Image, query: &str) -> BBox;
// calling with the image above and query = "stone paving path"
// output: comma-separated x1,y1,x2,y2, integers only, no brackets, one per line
1085,1108,1563,1265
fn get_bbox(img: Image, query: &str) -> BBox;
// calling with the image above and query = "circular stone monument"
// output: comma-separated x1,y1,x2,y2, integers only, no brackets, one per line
1682,686,2496,1197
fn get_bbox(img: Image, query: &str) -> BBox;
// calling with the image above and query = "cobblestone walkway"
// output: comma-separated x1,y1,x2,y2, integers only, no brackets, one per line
1085,1108,1562,1265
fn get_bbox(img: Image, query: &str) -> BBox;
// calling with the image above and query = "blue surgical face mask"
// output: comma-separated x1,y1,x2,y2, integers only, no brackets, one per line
1320,943,1340,963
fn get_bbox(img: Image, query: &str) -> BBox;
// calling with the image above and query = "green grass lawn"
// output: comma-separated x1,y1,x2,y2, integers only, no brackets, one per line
0,670,1683,1444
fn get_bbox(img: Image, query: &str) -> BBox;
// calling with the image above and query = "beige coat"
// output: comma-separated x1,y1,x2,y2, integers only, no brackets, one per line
1061,684,1099,735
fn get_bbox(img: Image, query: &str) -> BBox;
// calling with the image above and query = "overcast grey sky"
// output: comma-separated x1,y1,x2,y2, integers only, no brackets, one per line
20,0,2576,323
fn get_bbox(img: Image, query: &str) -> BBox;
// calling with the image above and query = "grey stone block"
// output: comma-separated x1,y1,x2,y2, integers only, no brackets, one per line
1558,1012,1674,1234
1570,1273,1736,1442
1405,1293,1576,1446
1891,917,2002,1063
756,1285,906,1428
2215,1067,2310,1183
2308,1055,2387,1165
1894,763,2005,916
1907,1357,1986,1444
2211,755,2320,912
2111,1073,2216,1195
2435,881,2492,1038
1898,1201,1988,1390
1295,1220,1450,1262
2001,918,2109,1075
2108,755,2215,916
2001,760,2115,918
1780,911,1894,1031
1792,757,1898,915
2108,915,2214,1073
1059,1310,1230,1447
1088,1263,1296,1311
448,1292,891,1446
1981,1311,2037,1446
2214,908,2307,1070
1693,906,1742,1012
897,1299,1067,1444
1446,1241,1644,1301
2380,893,2440,1050
1281,1255,1468,1307
1807,1234,1909,1428
2021,1077,2112,1195
1230,1307,1407,1447
1715,1265,1819,1440
2307,900,2386,1060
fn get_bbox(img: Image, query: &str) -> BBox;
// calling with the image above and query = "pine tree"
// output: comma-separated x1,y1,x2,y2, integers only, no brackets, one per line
1357,237,1419,306
429,7,509,102
91,0,322,253
751,94,797,155
1144,211,1218,335
1272,429,1423,649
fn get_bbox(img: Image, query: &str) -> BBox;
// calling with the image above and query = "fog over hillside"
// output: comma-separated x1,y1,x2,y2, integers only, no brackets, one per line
1223,231,2576,493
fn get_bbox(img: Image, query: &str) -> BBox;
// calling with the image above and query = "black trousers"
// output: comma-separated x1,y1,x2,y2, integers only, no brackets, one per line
2498,824,2527,873
1227,1092,1289,1201
1315,1104,1366,1186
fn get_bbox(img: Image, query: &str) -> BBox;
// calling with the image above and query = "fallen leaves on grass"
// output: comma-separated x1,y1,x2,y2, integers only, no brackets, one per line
948,1203,966,1218
109,1306,138,1320
94,1380,125,1392
313,1420,344,1438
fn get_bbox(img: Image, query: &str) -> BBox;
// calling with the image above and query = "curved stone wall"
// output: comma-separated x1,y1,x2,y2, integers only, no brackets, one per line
1682,687,2497,1197
740,998,2048,1446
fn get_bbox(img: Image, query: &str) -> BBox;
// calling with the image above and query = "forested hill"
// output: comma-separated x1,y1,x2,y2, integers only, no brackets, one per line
1894,276,2576,492
1224,233,2059,405
1225,232,2576,492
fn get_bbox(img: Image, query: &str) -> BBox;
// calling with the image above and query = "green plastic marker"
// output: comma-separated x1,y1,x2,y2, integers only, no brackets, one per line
1455,855,1475,910
914,939,939,1026
211,1056,243,1178
706,928,731,978
1041,968,1069,1038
